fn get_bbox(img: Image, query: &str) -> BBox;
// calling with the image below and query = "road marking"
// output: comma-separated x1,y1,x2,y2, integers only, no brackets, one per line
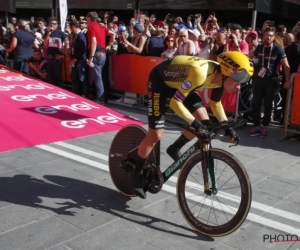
53,141,108,161
163,185,300,236
37,143,300,235
51,141,300,227
37,145,109,171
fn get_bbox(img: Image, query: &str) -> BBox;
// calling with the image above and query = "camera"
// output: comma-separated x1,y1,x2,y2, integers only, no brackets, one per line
268,21,274,25
229,34,234,39
24,57,35,63
167,17,174,22
166,14,175,22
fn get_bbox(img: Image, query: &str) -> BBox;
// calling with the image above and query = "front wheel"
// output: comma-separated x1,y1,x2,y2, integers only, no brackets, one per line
176,148,252,237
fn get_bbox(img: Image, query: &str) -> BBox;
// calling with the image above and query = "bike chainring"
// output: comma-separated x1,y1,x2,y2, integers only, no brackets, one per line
144,164,164,194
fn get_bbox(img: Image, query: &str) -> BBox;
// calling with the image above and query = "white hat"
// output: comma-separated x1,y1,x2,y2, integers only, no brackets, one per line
188,29,200,38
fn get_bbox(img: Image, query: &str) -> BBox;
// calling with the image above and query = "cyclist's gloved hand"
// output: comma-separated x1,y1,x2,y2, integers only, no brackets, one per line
224,127,240,142
191,119,210,140
201,119,213,127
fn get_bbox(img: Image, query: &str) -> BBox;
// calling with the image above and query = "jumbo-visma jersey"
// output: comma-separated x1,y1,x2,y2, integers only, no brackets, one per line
158,55,227,124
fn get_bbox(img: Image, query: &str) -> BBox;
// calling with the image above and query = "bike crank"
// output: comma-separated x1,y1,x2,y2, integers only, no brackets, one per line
144,164,164,194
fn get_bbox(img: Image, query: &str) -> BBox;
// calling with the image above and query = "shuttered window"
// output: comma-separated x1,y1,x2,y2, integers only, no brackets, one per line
0,0,16,13
139,0,254,10
55,0,135,9
16,0,52,9
16,0,135,9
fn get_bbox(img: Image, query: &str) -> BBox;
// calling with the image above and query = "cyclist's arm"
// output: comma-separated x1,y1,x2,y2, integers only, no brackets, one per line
170,89,195,124
169,62,206,124
209,87,228,122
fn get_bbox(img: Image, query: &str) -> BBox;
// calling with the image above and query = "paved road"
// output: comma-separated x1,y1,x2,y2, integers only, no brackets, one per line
0,105,300,250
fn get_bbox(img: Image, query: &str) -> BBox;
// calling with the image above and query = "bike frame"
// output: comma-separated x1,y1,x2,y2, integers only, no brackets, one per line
163,140,201,182
126,118,237,193
126,118,207,182
127,137,206,183
160,118,212,184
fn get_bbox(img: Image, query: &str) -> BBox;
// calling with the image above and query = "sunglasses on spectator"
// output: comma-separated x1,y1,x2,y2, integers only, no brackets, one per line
166,39,174,42
50,22,57,25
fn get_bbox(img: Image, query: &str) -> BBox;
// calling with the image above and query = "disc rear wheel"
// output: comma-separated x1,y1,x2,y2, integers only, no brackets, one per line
109,125,159,196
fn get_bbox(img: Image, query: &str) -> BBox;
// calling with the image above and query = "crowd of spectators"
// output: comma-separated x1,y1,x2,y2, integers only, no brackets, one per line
0,10,299,139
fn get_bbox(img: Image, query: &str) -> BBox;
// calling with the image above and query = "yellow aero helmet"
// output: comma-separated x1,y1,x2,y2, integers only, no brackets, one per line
217,51,254,83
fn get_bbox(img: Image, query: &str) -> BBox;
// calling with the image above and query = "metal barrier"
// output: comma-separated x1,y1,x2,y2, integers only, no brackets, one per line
108,54,144,106
233,88,241,122
108,54,163,107
281,73,300,140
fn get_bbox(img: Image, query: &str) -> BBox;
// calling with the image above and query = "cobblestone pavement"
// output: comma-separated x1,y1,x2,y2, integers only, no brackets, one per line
0,104,299,250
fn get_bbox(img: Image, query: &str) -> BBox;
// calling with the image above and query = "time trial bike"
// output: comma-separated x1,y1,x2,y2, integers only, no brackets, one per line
109,118,252,237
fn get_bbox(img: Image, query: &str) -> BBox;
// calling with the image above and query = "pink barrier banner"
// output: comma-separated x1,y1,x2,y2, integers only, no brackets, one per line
111,54,164,95
198,89,238,113
0,66,143,153
291,76,300,125
111,54,131,92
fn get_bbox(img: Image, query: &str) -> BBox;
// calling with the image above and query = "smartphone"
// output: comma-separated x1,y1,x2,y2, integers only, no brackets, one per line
251,35,257,40
268,21,274,25
211,12,215,17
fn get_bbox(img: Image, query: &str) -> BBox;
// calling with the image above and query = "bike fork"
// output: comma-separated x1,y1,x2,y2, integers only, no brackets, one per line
201,143,218,195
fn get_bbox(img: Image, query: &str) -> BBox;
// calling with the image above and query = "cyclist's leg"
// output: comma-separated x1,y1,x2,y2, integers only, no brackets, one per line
167,91,209,160
134,69,166,198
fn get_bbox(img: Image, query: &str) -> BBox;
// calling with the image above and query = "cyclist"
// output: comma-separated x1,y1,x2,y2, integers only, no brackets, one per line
134,51,254,198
